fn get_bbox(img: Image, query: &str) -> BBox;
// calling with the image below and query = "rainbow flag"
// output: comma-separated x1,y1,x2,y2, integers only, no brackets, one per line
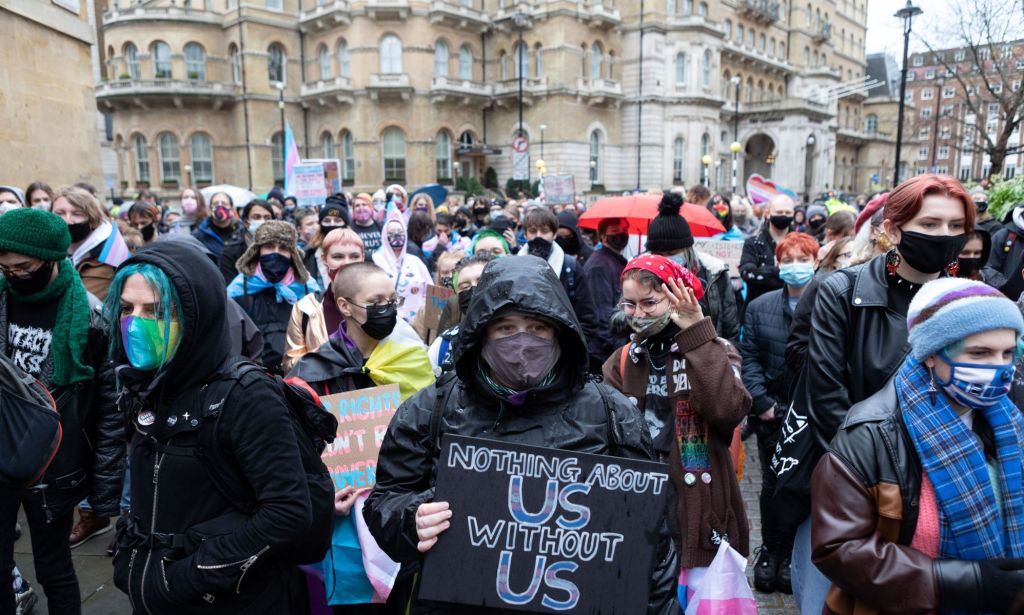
284,121,302,196
98,223,131,267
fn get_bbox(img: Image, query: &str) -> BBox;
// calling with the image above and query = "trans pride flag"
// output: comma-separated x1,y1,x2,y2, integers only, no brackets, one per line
284,121,302,196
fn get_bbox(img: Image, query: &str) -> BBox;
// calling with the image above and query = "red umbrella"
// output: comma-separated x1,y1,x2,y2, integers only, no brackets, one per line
578,194,725,237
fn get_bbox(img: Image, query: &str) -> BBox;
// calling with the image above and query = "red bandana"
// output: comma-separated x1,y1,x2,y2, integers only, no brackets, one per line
621,254,705,301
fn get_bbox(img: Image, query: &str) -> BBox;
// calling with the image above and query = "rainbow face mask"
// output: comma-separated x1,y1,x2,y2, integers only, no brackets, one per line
120,316,181,371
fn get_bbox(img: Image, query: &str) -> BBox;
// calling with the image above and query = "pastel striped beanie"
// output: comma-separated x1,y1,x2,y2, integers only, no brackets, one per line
907,278,1024,360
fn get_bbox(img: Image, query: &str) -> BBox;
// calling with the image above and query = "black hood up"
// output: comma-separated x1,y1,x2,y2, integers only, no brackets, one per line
123,239,233,392
453,255,589,389
557,210,593,258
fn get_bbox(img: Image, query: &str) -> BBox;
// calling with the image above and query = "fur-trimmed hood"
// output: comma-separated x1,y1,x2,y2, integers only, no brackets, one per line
235,220,310,282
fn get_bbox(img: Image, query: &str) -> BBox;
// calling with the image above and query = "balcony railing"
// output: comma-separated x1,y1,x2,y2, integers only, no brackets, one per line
368,73,413,99
812,21,832,43
580,2,621,28
365,0,410,19
300,76,354,106
102,5,222,27
428,1,489,31
721,40,794,74
736,0,780,24
299,0,350,32
576,77,623,102
493,77,548,97
95,79,241,108
430,76,492,99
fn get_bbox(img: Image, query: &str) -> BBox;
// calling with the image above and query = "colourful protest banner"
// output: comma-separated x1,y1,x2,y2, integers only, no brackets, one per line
422,284,454,344
319,383,402,490
292,161,328,209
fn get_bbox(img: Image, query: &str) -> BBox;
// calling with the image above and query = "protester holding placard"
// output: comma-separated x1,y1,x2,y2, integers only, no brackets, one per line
364,256,679,614
283,228,365,373
601,253,751,611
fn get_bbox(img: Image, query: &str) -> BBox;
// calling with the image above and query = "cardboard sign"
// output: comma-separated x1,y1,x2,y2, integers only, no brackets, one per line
542,175,575,205
319,384,402,490
421,284,454,344
303,158,343,195
420,435,670,614
292,161,328,209
695,239,743,277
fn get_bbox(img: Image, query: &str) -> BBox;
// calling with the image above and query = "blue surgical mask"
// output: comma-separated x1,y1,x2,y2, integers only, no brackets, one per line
935,353,1015,410
668,253,687,267
779,262,815,287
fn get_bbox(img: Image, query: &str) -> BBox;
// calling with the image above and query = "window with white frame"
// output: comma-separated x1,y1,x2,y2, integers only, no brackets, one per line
319,44,331,80
905,90,914,102
921,107,932,118
993,82,1003,94
865,114,878,133
1006,165,1017,179
152,41,172,79
459,45,473,80
271,132,284,184
917,147,928,160
1013,80,1021,92
702,49,712,87
937,145,950,159
913,55,923,66
675,52,686,85
941,105,953,117
185,43,205,80
339,41,351,78
516,42,528,80
921,88,933,100
940,125,951,139
382,127,406,182
158,133,180,181
924,68,935,79
534,45,543,79
673,137,684,182
935,165,948,175
380,35,402,74
918,126,930,139
589,130,602,183
190,133,213,183
435,130,452,181
589,43,602,81
942,86,955,98
954,50,965,61
229,44,241,84
988,102,1000,116
322,132,334,159
268,44,285,83
341,130,354,181
133,134,149,183
434,40,449,77
124,43,140,80
907,70,915,81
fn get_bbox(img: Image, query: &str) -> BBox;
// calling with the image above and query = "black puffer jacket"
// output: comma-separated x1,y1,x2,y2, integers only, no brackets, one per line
363,256,679,615
739,288,795,415
217,227,249,285
739,224,785,302
806,254,912,449
696,252,740,344
0,291,122,517
112,240,311,614
232,285,300,375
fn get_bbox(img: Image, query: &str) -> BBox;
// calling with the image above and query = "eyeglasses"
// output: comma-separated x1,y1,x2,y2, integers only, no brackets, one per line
0,261,46,277
475,249,505,258
618,297,666,316
344,298,400,315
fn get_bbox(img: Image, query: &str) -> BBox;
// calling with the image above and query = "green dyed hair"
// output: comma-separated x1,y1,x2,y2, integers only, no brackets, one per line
102,262,184,368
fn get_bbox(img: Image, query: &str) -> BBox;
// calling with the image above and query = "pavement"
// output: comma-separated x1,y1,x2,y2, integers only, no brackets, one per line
14,437,799,614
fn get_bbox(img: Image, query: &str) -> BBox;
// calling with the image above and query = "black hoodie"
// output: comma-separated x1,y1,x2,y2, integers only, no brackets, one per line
364,256,679,614
556,209,593,265
112,240,311,614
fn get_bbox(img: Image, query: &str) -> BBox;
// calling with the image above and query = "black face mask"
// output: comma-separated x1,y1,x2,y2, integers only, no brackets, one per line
458,287,474,314
67,221,91,243
8,261,55,296
897,230,967,275
321,223,346,235
808,217,826,232
604,233,629,252
473,207,488,218
258,252,292,283
556,233,580,255
769,215,793,230
975,201,989,214
528,237,554,260
357,303,398,340
140,223,156,241
958,257,982,278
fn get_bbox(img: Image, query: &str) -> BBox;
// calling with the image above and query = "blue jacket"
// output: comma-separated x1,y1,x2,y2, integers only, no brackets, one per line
191,218,234,262
575,246,628,365
711,226,745,242
739,287,795,415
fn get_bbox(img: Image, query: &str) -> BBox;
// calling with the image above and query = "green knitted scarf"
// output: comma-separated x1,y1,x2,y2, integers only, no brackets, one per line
0,259,94,386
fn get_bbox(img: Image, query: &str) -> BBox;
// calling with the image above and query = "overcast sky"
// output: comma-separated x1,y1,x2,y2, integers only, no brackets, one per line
865,0,958,59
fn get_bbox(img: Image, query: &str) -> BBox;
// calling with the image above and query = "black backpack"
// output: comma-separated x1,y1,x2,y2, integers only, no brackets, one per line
0,355,61,490
198,360,338,565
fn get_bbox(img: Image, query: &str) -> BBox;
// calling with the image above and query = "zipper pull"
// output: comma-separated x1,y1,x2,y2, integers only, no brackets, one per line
153,454,163,484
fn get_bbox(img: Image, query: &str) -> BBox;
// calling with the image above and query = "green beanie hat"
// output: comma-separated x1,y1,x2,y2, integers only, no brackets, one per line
0,209,71,261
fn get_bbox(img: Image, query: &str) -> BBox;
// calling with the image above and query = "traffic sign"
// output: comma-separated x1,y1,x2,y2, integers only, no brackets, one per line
512,133,529,153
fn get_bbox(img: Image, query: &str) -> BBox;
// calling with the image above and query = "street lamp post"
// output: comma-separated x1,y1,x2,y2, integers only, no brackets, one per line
589,159,596,189
539,124,546,160
276,81,286,188
513,10,528,137
701,155,712,186
805,134,816,200
184,164,193,187
893,0,923,187
730,75,742,192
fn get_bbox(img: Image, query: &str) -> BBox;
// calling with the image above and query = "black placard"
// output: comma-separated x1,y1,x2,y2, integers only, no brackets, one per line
419,435,671,614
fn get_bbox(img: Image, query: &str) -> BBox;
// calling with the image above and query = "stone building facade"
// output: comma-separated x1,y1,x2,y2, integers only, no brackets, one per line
95,0,879,202
2,0,104,191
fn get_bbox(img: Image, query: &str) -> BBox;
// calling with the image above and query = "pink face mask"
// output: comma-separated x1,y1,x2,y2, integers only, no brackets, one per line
353,206,372,223
181,197,198,214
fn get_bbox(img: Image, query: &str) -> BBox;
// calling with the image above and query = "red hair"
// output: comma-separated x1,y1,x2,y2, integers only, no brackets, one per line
883,174,975,234
776,232,819,261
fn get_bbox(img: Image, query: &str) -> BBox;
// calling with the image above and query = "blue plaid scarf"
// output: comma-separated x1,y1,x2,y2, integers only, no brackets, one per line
896,356,1024,564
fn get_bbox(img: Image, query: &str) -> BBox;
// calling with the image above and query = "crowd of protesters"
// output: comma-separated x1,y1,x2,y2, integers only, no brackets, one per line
1,173,1024,615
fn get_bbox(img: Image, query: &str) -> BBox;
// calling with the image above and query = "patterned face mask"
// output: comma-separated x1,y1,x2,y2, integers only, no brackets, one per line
936,352,1015,410
120,316,181,371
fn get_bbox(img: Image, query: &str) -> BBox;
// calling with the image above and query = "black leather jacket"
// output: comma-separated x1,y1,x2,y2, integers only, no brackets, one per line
0,292,122,517
806,254,911,449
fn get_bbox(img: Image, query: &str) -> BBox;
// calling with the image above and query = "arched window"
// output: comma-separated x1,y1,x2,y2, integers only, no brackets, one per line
758,33,766,53
589,42,603,81
607,50,615,80
667,0,676,14
382,127,406,182
747,28,755,48
721,69,732,98
339,41,351,78
757,79,765,101
723,19,732,40
514,41,528,79
434,40,449,77
804,47,811,65
746,77,754,102
271,132,284,185
322,132,334,159
318,44,331,80
124,43,140,80
185,43,205,80
190,133,213,183
436,130,452,181
675,52,686,85
682,0,693,14
158,133,180,182
268,43,285,83
133,134,149,183
534,44,544,79
865,113,878,134
152,41,172,79
770,38,776,58
589,130,601,183
380,35,402,74
673,137,684,182
229,44,241,84
459,45,473,80
499,51,509,80
341,130,355,181
780,42,785,57
697,2,708,16
702,49,712,87
266,0,281,8
736,24,744,45
700,133,710,157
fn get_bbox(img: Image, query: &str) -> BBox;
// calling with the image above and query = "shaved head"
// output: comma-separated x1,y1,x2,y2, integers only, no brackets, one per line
332,261,388,299
769,195,795,216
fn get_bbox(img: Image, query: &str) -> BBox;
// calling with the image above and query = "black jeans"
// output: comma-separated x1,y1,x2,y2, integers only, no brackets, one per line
752,417,788,554
0,489,81,615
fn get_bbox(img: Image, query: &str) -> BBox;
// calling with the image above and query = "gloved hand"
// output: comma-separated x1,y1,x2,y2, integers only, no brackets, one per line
936,558,1024,613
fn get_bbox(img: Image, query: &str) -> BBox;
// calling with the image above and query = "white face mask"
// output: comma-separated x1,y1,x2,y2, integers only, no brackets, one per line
248,220,265,234
0,203,20,215
32,201,51,211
